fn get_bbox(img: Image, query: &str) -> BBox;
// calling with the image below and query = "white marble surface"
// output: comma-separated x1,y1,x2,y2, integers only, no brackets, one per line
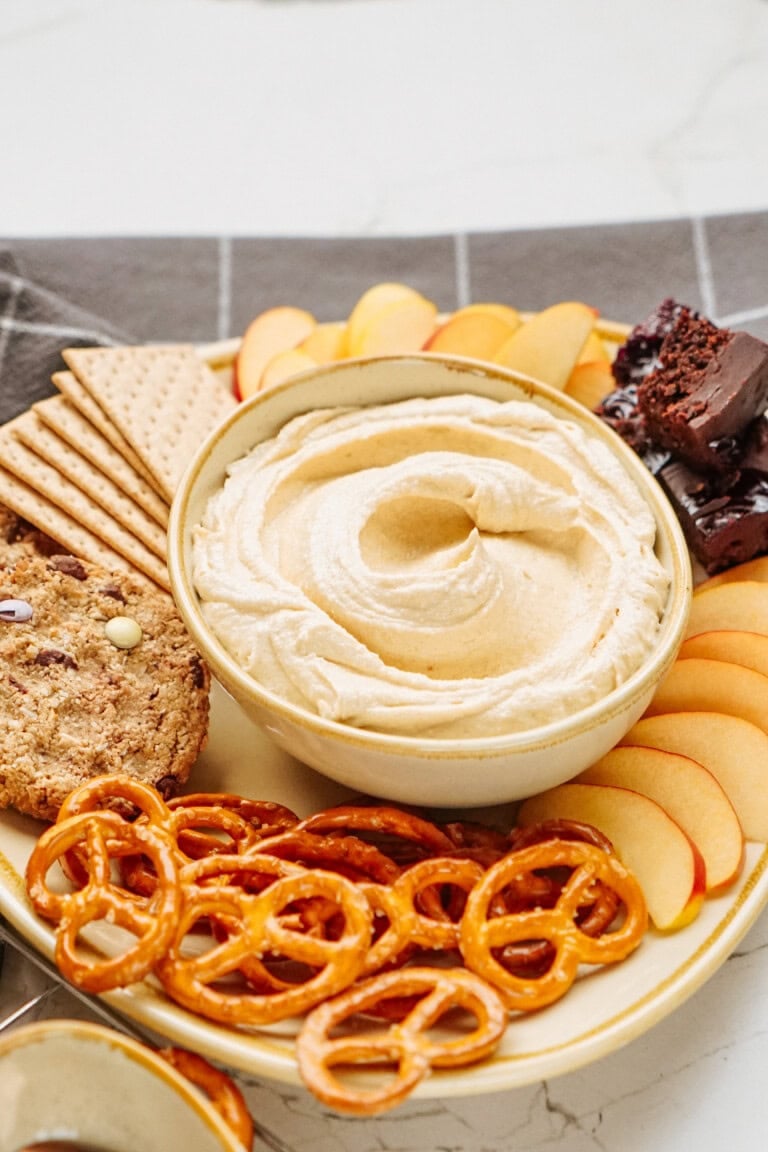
3,3,768,1151
0,0,767,236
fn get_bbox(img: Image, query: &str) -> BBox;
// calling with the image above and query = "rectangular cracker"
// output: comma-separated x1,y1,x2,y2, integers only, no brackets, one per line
34,395,169,529
11,411,167,561
0,424,170,590
0,465,150,581
53,369,164,497
62,345,237,503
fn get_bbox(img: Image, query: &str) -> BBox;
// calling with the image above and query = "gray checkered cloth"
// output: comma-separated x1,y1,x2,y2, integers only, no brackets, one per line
0,251,133,426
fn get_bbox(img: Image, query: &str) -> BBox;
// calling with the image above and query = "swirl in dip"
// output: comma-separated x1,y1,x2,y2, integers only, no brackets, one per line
192,394,670,739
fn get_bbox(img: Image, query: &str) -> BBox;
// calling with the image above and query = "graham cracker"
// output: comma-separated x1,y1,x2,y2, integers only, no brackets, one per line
53,369,163,496
62,345,237,503
34,395,169,529
12,411,167,562
0,465,149,581
0,424,169,590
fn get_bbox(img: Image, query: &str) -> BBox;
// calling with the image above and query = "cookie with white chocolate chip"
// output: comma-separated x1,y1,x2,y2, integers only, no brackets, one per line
0,551,210,821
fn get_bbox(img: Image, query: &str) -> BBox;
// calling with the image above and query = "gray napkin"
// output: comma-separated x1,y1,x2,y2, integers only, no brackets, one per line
0,251,133,425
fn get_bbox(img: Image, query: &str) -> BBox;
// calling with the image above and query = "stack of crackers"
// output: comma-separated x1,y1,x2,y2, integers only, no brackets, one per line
0,344,237,592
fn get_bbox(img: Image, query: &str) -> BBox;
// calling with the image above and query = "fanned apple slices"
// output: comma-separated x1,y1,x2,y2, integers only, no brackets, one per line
232,284,617,401
521,564,768,934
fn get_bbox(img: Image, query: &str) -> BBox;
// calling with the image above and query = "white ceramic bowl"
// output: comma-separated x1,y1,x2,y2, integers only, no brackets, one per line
168,355,691,808
0,1019,247,1152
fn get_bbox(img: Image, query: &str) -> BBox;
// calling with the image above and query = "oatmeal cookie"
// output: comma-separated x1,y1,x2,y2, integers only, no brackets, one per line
0,551,210,821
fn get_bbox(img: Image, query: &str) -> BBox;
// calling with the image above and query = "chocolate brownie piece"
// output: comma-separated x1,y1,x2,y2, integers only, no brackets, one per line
0,552,210,821
611,297,686,389
658,453,768,574
596,298,687,467
637,309,768,473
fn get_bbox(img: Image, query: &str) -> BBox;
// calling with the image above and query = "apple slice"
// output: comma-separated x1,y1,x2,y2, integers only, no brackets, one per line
697,555,768,591
576,746,743,892
235,306,316,401
259,348,317,392
423,308,519,361
517,782,706,931
350,292,438,358
622,711,768,842
576,330,611,365
564,360,614,409
686,580,768,639
680,629,768,676
460,302,521,328
645,656,768,736
299,321,347,364
344,283,429,357
493,301,596,390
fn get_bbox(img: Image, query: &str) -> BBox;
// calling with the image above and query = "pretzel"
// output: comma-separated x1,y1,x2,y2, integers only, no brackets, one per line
158,1047,254,1150
362,856,484,975
296,966,507,1115
254,828,401,885
55,775,173,889
505,818,621,937
169,790,299,834
298,805,455,863
460,840,647,1012
119,799,267,897
57,774,172,826
180,849,317,992
26,810,181,992
155,868,373,1025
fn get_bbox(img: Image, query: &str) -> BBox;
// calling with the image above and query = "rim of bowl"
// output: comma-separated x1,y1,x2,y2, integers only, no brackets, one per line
0,1018,246,1151
168,353,692,760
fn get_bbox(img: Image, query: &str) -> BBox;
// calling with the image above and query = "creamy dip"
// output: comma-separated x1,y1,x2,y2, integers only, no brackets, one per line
192,394,670,739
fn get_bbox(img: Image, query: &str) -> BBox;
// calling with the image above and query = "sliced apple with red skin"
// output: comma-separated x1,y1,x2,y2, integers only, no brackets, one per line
350,292,438,358
298,321,346,364
564,359,614,410
493,301,596,390
259,348,317,392
680,629,768,677
645,657,768,737
423,308,518,361
622,711,768,842
697,555,768,592
686,580,768,639
235,306,316,400
343,283,430,357
517,782,706,931
576,746,744,892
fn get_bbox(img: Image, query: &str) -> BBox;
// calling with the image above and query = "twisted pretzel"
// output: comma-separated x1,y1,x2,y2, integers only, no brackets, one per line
298,805,455,863
254,828,401,885
155,868,373,1025
168,790,299,834
296,966,507,1115
57,774,171,826
362,856,484,975
460,840,647,1012
26,810,181,992
158,1047,254,1150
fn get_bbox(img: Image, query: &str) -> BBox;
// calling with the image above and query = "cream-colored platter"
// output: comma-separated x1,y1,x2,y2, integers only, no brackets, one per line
1,319,768,1099
1,679,768,1095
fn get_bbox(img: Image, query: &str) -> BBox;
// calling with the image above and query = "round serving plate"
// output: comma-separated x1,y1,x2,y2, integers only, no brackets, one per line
2,314,766,1100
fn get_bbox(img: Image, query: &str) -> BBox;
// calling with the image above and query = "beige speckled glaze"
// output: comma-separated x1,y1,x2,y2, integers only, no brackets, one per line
168,354,692,808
